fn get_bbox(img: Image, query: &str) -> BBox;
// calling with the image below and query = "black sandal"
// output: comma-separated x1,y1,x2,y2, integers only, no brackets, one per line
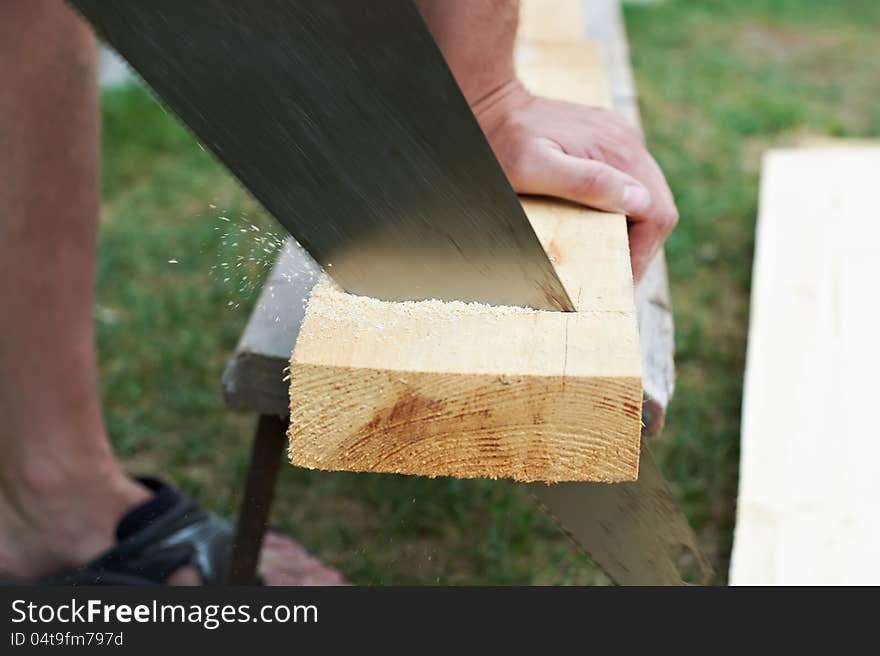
16,478,235,585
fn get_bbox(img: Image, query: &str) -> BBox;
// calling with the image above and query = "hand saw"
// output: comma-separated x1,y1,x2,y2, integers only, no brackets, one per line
70,0,573,312
70,0,705,584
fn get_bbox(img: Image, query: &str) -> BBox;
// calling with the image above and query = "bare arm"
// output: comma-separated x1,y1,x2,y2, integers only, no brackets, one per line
417,0,678,281
416,0,518,107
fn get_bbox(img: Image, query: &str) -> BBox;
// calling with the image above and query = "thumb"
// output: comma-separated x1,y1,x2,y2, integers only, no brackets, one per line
514,144,652,216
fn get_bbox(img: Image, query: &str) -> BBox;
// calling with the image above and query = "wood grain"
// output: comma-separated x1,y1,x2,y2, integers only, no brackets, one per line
729,145,880,585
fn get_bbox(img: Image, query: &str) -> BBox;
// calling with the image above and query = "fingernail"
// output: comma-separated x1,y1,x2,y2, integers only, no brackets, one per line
621,185,651,214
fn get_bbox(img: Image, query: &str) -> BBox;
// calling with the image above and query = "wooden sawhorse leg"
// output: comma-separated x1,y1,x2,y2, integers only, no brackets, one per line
225,414,288,585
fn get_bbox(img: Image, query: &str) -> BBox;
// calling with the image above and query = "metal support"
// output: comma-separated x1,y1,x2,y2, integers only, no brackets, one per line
225,414,288,585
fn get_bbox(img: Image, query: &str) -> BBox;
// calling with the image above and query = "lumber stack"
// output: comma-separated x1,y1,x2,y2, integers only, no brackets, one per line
729,144,880,584
286,0,643,483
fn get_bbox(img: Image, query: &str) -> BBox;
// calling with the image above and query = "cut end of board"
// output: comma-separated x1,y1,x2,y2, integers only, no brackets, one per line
287,278,642,483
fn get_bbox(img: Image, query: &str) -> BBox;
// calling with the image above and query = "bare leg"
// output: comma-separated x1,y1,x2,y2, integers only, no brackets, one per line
0,1,343,586
0,0,151,579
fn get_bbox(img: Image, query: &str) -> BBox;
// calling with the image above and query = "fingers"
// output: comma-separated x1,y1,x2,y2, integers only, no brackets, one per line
626,154,678,281
488,97,679,284
581,130,678,231
507,139,677,283
509,141,653,216
558,133,679,283
628,218,663,281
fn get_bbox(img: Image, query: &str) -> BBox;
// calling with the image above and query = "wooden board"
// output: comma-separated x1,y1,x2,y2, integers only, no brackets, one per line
519,0,586,42
518,0,676,433
729,145,880,585
580,0,676,433
526,0,707,584
286,36,643,483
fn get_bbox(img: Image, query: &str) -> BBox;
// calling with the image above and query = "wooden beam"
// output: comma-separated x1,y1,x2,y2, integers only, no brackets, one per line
525,0,707,584
286,34,643,483
519,0,676,434
518,0,586,41
580,0,676,434
729,144,880,585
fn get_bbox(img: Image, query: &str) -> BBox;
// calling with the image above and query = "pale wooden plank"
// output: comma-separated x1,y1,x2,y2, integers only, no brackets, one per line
582,0,641,127
528,0,702,585
518,0,585,41
729,145,880,585
582,0,675,433
515,40,610,105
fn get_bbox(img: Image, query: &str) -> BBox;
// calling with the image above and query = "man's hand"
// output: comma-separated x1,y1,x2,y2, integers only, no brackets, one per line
418,0,678,282
474,81,678,281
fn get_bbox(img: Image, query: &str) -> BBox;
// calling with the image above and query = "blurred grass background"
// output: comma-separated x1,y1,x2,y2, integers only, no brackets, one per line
96,0,880,584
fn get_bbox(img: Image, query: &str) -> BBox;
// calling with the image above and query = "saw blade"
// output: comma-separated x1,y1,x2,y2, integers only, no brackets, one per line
71,0,574,311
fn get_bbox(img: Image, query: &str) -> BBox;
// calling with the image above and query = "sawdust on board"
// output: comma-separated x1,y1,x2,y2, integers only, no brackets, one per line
303,277,534,339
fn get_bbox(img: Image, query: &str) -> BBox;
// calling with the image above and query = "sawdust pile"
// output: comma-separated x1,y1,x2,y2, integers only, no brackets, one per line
303,276,534,337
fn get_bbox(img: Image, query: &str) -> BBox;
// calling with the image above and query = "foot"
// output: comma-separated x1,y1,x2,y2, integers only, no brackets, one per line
0,463,344,585
164,532,346,586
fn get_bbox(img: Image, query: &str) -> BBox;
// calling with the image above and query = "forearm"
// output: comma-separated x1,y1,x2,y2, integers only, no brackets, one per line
416,0,519,107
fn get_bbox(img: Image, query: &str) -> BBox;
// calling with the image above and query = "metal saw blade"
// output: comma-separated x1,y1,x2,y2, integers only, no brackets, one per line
71,0,574,311
528,437,714,585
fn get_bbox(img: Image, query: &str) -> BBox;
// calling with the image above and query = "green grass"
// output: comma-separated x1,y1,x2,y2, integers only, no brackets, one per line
96,0,880,584
627,0,880,575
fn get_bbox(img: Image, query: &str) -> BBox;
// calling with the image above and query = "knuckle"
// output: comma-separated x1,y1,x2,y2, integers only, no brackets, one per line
579,167,605,195
603,117,642,145
504,143,533,180
502,115,532,142
658,205,680,231
596,134,641,169
609,141,636,166
586,143,610,164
